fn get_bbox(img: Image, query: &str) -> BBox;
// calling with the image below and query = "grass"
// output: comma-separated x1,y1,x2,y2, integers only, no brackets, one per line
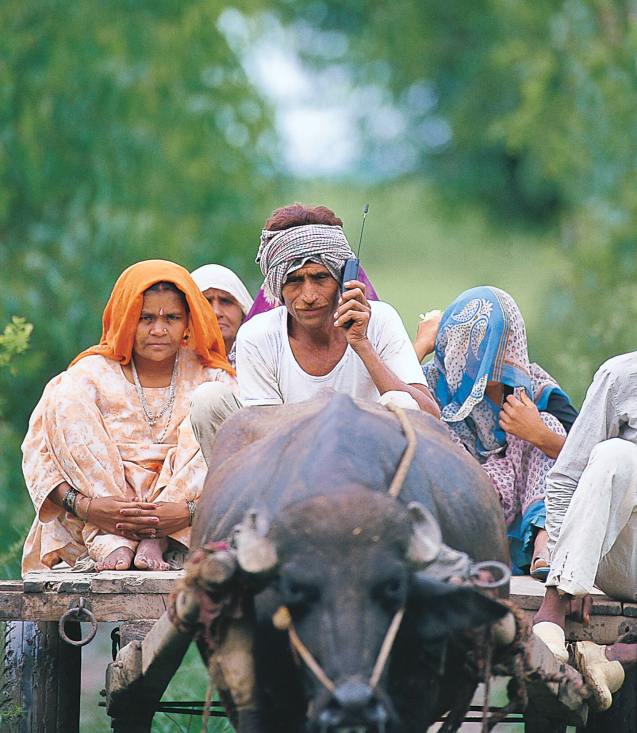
80,628,234,733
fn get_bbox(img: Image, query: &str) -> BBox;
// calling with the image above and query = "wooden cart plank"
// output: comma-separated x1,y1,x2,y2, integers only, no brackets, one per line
22,570,182,594
2,574,635,635
516,609,637,646
0,587,170,622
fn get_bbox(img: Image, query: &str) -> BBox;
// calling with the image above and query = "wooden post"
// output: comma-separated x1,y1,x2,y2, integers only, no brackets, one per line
1,620,81,733
106,594,199,732
522,632,589,731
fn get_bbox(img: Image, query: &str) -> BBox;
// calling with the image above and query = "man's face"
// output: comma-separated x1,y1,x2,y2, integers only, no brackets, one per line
281,262,340,331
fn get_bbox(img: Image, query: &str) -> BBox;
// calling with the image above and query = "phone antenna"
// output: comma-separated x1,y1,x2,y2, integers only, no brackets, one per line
357,203,369,257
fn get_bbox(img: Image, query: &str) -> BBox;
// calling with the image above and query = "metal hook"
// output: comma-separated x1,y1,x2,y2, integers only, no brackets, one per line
468,560,511,590
58,596,98,647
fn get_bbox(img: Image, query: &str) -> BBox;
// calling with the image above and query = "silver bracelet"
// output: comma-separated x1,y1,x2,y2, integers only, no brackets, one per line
62,488,82,517
187,501,197,527
82,497,93,523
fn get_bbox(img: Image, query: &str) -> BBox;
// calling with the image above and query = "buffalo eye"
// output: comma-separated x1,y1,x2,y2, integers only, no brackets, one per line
372,575,407,613
280,577,320,613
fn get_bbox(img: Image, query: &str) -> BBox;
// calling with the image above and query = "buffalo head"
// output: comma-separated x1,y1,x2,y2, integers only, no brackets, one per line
232,490,508,733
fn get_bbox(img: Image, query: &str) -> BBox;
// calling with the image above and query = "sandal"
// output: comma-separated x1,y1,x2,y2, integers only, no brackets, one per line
530,556,550,581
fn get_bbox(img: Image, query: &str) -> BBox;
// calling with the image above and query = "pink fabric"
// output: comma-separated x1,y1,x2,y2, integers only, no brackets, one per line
482,412,566,524
444,366,568,526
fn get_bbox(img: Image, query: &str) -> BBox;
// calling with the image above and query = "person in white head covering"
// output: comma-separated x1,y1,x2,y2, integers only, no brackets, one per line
190,265,253,366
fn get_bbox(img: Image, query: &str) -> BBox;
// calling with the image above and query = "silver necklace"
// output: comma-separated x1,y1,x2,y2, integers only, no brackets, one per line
131,350,179,443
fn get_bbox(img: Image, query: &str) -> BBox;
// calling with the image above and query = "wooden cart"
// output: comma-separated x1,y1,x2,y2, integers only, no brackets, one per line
1,572,636,732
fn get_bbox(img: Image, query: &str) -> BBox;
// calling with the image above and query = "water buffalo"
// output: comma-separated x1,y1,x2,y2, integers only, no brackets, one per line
183,391,511,733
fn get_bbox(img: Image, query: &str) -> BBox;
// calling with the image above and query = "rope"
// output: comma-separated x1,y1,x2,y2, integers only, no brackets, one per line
480,630,493,733
369,608,405,688
288,624,336,693
384,404,418,498
201,656,217,733
274,605,405,697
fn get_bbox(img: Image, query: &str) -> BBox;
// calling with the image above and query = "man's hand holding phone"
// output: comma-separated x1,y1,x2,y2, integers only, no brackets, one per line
334,279,370,344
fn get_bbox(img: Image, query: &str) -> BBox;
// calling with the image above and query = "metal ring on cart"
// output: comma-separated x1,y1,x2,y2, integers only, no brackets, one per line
468,560,511,590
58,596,98,646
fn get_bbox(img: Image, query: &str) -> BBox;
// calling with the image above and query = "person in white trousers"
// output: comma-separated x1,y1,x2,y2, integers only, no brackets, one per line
533,353,637,711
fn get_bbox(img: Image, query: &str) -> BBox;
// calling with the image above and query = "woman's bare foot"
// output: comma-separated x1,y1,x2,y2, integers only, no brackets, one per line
134,537,170,571
95,546,134,571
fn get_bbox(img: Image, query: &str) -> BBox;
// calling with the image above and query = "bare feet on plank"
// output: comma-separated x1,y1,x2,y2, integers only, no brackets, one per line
95,546,134,571
134,537,170,571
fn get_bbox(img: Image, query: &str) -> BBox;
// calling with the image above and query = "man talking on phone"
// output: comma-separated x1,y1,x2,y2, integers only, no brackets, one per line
235,203,438,414
190,204,438,464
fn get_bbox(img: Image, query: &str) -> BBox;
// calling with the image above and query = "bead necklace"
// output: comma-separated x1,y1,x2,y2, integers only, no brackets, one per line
131,350,179,444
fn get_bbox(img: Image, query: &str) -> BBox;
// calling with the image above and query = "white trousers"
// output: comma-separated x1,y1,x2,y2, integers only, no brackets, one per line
190,382,243,466
190,386,420,467
546,438,637,601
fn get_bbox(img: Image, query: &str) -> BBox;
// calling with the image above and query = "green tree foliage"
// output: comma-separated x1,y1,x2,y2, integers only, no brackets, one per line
0,0,282,417
0,317,31,578
0,0,285,576
0,318,32,373
493,1,637,394
279,0,561,220
275,0,637,400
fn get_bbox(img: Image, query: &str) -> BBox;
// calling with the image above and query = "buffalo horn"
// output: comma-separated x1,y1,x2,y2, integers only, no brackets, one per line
236,508,279,574
198,550,238,588
406,501,443,567
492,612,517,647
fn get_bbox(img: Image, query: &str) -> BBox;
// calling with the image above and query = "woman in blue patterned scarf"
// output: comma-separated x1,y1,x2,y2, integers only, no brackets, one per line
415,286,577,577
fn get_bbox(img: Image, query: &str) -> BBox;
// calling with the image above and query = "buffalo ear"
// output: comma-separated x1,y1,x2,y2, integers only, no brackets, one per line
236,508,279,575
406,501,443,567
409,575,509,641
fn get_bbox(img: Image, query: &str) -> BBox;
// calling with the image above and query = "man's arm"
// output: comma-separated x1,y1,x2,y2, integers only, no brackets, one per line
335,282,440,417
349,339,440,415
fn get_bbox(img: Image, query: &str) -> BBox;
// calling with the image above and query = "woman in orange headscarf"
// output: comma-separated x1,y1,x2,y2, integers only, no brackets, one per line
22,260,237,575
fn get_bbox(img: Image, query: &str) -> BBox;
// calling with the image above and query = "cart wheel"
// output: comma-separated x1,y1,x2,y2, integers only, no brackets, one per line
0,620,81,733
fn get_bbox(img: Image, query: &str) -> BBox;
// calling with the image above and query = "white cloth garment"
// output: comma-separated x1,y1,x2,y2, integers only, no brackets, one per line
235,301,428,406
190,381,243,467
190,264,254,316
546,352,637,601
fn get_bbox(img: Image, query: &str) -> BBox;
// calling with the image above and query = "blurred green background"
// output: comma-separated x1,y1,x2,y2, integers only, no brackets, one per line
3,0,637,573
1,1,636,728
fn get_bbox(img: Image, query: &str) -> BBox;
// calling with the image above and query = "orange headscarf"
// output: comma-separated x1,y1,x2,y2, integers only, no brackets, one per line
70,259,235,374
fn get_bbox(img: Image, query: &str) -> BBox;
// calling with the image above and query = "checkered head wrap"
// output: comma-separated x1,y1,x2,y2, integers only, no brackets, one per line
256,225,355,303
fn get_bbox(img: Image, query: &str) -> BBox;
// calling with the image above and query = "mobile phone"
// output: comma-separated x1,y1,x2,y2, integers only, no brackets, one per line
339,205,368,328
339,259,359,329
341,258,360,295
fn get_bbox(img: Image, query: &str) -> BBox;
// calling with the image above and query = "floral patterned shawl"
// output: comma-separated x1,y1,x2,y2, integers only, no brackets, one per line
423,286,568,461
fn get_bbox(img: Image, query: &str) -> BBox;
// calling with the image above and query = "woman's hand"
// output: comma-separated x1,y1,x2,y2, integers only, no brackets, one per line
499,390,566,459
117,501,190,538
414,310,442,362
87,496,160,539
